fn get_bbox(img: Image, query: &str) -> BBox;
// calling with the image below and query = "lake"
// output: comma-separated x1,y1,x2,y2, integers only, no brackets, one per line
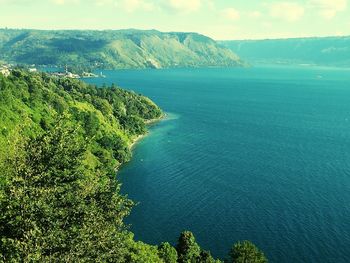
85,66,350,262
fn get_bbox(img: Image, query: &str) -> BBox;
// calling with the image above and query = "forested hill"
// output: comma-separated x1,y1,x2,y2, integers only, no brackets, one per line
220,36,350,67
0,71,267,262
0,69,163,170
0,29,244,69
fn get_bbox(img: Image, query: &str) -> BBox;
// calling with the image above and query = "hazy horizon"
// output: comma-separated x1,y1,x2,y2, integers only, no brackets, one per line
1,27,350,42
1,0,349,40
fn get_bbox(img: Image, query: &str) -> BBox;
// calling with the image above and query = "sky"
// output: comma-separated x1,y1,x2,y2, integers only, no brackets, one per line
0,0,350,40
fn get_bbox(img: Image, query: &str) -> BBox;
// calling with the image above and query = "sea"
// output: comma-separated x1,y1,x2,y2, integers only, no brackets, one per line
85,65,350,262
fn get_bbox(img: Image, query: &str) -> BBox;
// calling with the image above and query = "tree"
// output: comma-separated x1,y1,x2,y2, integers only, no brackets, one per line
176,231,201,263
0,119,133,262
125,240,163,263
158,242,178,263
228,241,267,263
198,250,221,263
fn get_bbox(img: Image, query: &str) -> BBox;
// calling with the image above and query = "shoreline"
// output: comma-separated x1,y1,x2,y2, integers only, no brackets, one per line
116,113,166,172
129,113,167,150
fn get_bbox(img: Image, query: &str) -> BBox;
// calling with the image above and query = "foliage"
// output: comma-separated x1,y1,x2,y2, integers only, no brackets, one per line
176,231,201,263
0,70,162,170
0,29,244,69
176,231,221,263
158,242,178,263
0,70,267,262
0,69,163,261
0,120,134,261
198,251,222,263
126,240,164,263
228,241,267,263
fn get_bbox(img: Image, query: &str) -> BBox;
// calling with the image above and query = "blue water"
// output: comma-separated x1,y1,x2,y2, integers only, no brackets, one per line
85,66,350,262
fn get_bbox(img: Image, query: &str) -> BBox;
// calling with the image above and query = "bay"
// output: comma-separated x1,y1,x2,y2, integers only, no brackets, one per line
85,66,350,262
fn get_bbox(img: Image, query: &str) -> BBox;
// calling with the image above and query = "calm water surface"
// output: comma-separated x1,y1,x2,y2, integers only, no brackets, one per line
86,66,350,262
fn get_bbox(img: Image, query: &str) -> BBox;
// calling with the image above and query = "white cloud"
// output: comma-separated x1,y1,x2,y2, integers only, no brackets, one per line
206,0,215,10
269,2,305,22
335,30,345,36
309,0,347,19
222,8,240,21
94,0,113,6
117,0,155,12
262,22,272,29
52,0,80,5
166,0,202,13
0,0,32,3
50,0,206,13
248,11,262,19
53,0,65,4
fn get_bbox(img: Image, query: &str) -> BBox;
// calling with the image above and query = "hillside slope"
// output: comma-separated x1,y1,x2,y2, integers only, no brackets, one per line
0,29,244,69
0,70,163,170
0,70,268,262
220,36,350,67
0,71,235,262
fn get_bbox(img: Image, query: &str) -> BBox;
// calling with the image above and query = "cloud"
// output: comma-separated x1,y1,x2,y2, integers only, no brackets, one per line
49,0,207,13
206,0,215,10
53,0,66,5
116,0,155,12
166,0,202,13
52,0,80,5
222,8,240,21
262,22,272,29
269,2,305,22
248,11,262,19
309,0,347,19
97,0,205,14
0,0,32,3
94,0,114,6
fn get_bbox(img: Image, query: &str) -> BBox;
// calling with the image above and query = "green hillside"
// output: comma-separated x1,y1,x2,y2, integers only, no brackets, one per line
0,69,163,170
0,29,244,69
0,70,266,262
220,36,350,67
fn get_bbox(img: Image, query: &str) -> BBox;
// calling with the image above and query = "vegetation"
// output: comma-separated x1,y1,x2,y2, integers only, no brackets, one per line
158,242,178,263
0,70,267,262
228,241,267,263
0,121,134,261
0,69,162,170
176,231,221,263
220,36,350,67
0,29,244,70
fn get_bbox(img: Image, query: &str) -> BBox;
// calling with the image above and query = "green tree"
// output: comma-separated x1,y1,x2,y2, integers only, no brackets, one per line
198,250,221,263
0,119,133,262
126,241,163,263
158,242,178,263
176,231,201,263
0,70,269,263
228,241,267,263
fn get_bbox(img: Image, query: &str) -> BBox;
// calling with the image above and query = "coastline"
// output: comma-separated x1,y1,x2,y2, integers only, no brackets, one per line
129,113,166,150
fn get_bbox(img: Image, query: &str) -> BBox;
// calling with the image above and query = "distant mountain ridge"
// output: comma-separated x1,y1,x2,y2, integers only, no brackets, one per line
0,29,244,69
220,36,350,67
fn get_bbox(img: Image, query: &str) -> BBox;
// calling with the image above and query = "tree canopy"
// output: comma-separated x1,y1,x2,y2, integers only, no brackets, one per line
228,241,268,263
0,70,267,262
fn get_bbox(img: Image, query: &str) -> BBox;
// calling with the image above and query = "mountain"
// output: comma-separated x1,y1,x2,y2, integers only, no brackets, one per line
0,29,243,69
220,36,350,67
